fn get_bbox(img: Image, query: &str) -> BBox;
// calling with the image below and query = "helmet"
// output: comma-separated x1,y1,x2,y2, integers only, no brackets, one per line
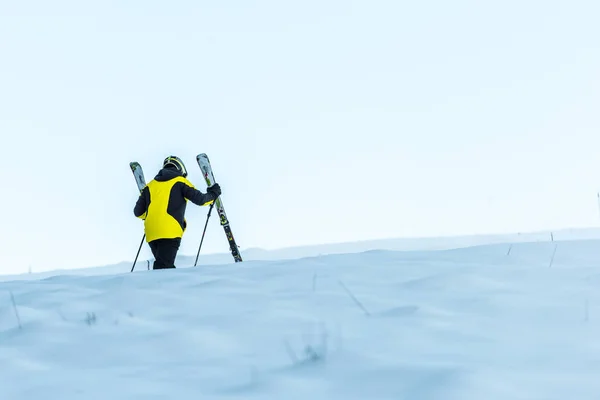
163,155,188,177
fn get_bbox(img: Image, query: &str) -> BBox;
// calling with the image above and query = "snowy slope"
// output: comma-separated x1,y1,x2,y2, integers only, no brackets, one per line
5,226,600,281
2,237,600,399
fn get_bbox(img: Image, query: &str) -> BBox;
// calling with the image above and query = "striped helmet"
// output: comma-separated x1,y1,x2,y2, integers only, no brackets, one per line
163,155,188,177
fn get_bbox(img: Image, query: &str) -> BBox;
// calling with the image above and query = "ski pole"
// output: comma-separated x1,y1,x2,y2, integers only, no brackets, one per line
194,202,215,266
131,234,145,272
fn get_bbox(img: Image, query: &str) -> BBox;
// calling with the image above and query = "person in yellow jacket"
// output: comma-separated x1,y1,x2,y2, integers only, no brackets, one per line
133,155,221,269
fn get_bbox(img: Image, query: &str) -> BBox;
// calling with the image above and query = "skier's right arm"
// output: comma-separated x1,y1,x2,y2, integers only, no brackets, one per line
134,187,149,219
181,182,219,206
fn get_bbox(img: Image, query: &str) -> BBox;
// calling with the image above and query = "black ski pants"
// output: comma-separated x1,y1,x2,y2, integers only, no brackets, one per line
148,238,181,269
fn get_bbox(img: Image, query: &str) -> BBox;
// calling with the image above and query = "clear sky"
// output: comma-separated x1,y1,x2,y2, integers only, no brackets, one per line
1,0,599,274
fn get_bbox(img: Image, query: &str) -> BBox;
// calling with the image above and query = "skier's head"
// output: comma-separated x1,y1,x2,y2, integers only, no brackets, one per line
163,155,188,177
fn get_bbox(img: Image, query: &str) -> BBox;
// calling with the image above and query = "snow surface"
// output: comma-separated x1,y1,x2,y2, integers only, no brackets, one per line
2,233,600,399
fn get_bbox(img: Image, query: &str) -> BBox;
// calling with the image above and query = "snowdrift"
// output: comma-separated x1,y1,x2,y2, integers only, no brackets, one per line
2,234,600,398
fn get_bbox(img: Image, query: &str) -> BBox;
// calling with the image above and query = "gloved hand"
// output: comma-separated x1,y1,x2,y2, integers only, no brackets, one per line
207,183,221,199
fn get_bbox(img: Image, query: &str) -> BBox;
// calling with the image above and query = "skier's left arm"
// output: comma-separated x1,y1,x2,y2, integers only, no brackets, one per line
133,187,149,219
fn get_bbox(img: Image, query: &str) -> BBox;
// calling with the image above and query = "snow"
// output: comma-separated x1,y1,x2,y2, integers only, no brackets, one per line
2,232,600,399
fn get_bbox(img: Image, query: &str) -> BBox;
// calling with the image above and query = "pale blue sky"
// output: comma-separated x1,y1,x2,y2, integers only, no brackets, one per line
1,0,599,274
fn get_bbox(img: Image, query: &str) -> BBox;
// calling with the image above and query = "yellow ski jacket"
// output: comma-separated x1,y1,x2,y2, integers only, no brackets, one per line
133,168,215,242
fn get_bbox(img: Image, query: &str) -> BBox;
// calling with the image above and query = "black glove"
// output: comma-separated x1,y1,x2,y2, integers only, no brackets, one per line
207,183,221,199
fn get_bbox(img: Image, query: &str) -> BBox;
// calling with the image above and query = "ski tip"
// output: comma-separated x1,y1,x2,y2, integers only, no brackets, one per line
196,153,208,160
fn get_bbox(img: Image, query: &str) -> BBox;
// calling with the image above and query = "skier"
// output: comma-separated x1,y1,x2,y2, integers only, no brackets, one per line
133,155,221,269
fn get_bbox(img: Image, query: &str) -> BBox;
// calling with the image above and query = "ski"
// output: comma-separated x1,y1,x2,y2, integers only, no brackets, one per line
196,153,243,262
129,161,147,272
130,161,147,193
